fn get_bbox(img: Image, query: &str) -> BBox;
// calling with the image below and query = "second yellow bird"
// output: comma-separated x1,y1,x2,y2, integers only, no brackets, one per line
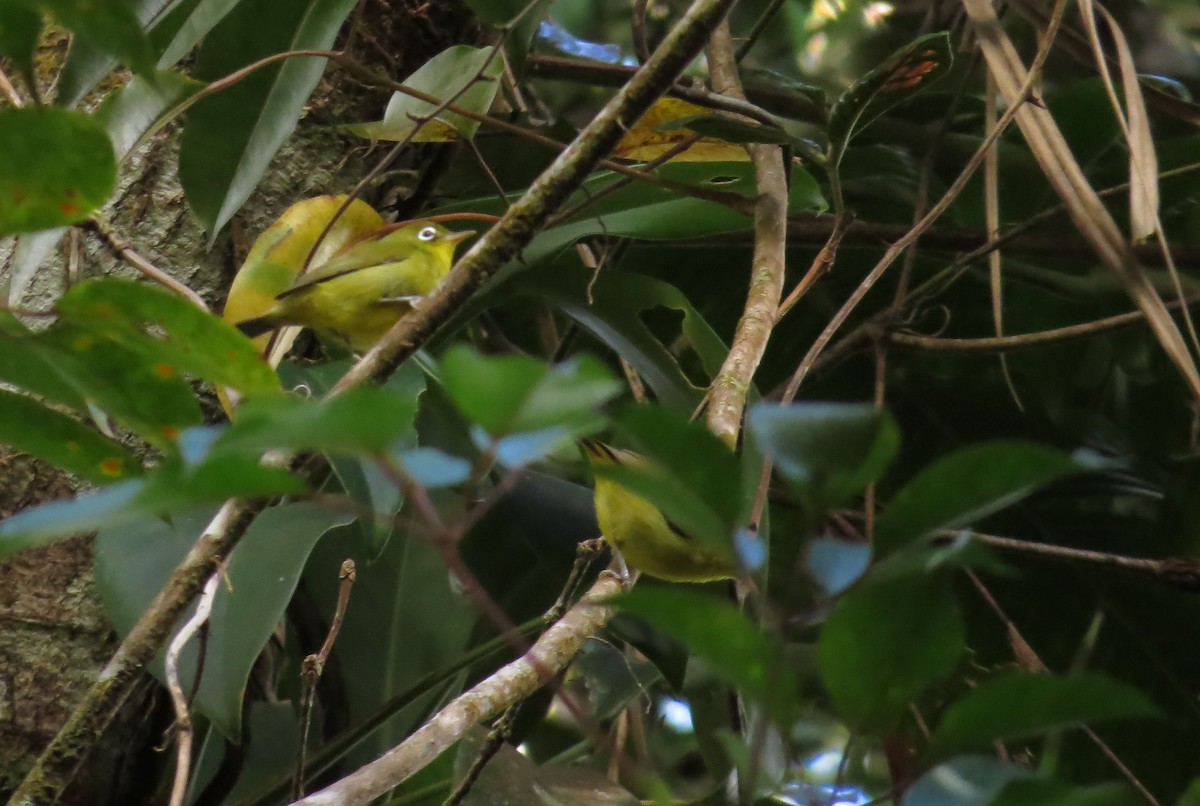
234,219,471,350
582,440,737,583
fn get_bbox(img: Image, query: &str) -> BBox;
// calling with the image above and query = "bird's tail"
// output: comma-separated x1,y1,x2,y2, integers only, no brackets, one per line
234,315,278,339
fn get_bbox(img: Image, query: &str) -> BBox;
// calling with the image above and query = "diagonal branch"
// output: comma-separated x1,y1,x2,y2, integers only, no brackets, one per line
293,573,623,804
10,0,741,799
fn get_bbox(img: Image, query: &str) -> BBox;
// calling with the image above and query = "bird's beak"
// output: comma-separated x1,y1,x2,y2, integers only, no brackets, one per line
444,230,475,245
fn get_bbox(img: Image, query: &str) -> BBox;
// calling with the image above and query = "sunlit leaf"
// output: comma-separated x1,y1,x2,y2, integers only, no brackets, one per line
0,107,115,233
344,46,504,143
615,98,754,162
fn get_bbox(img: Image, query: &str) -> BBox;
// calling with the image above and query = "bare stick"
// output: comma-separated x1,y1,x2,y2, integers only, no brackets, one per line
166,571,222,806
293,573,623,804
295,559,357,800
703,21,788,448
80,218,209,310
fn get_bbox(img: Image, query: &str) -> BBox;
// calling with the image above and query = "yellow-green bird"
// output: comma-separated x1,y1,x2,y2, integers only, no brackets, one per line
233,219,472,350
581,440,737,583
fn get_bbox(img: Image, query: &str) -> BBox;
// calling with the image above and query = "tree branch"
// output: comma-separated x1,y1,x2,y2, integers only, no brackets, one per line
293,573,623,804
703,22,789,447
12,0,741,798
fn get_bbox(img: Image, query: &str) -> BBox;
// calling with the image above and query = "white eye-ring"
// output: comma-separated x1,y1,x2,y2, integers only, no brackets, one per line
417,225,438,241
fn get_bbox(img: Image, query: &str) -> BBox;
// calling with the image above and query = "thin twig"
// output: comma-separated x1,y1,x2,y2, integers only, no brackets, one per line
632,0,651,63
293,573,623,804
79,218,209,310
781,0,1068,403
749,0,1070,530
966,572,1160,803
0,61,26,107
888,297,1200,353
165,571,222,806
295,559,357,800
443,707,519,806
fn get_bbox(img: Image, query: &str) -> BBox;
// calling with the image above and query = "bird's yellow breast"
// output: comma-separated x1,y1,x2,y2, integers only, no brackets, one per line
592,475,736,583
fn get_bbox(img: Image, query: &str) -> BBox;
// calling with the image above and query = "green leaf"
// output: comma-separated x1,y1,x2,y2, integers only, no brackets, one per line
817,578,963,732
39,323,203,444
925,673,1159,761
509,264,729,411
0,455,303,558
54,0,177,106
805,537,872,596
0,107,116,233
37,0,155,80
575,638,663,720
875,441,1090,554
658,113,797,147
459,0,547,75
216,388,420,456
435,161,825,267
0,313,88,410
344,46,504,143
94,502,351,737
178,0,357,235
198,503,352,736
991,780,1140,806
747,402,898,509
0,4,41,93
440,346,620,439
0,481,145,559
57,278,281,399
601,405,744,548
94,69,203,158
0,390,140,483
828,31,953,165
905,757,1036,806
8,228,68,306
156,0,243,68
616,587,791,711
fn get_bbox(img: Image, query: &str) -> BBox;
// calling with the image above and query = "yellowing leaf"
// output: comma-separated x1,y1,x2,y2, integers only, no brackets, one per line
614,99,751,163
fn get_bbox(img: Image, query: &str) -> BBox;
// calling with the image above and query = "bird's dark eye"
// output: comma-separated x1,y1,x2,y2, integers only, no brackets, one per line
417,226,438,241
